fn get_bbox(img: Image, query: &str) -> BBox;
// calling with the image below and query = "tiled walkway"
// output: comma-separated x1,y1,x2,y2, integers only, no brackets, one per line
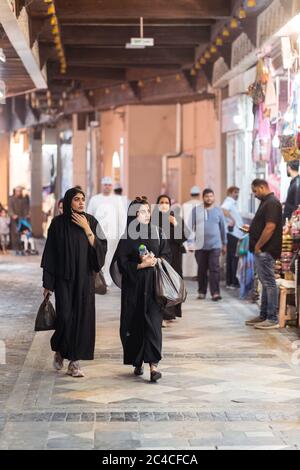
1,255,300,450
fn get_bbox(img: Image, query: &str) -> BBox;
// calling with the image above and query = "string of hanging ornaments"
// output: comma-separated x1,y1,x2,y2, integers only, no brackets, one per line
189,0,257,77
43,0,67,75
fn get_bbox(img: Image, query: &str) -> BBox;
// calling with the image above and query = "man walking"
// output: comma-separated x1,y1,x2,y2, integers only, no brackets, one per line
88,177,127,286
245,179,282,330
182,186,202,278
193,189,227,302
222,187,244,289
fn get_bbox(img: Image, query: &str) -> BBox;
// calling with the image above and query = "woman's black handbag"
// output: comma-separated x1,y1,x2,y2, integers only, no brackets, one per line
35,294,56,331
155,258,187,307
95,271,107,295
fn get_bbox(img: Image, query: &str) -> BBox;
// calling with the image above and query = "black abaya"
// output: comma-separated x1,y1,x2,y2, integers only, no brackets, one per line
113,226,171,367
41,213,107,361
152,210,187,320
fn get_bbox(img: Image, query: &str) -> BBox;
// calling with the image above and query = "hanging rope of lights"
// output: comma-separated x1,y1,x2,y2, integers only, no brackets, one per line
44,0,67,74
189,0,256,77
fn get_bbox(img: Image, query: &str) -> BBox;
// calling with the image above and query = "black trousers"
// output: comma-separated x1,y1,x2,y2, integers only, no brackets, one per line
195,249,221,296
226,234,240,287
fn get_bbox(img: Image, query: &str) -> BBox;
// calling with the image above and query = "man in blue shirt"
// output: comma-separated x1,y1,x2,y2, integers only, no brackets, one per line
193,189,227,302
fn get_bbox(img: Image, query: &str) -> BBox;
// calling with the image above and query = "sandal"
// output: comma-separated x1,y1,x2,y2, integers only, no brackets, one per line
53,352,64,371
150,364,162,382
134,366,144,376
150,370,162,382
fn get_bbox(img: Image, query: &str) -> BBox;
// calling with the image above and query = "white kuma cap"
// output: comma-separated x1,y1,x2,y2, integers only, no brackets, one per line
190,185,201,196
101,176,113,185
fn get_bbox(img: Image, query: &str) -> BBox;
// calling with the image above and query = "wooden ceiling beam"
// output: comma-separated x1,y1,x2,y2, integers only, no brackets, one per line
54,25,211,47
47,64,127,81
55,0,231,20
0,0,47,90
65,47,195,66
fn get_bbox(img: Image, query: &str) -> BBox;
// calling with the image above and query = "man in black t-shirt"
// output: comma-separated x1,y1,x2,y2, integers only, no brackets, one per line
244,179,282,330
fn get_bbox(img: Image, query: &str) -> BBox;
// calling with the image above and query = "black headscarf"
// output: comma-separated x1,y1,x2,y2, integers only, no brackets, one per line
152,194,171,232
110,197,155,288
62,188,86,280
41,187,86,281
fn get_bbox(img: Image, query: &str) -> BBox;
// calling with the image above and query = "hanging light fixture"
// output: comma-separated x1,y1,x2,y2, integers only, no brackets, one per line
247,0,257,7
222,26,230,37
204,50,211,59
200,57,207,65
230,17,239,29
176,74,182,81
0,48,6,63
238,7,247,19
47,4,55,15
190,68,197,76
216,37,223,47
210,45,217,54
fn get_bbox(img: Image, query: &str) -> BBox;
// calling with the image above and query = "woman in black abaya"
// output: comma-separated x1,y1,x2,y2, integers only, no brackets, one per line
41,188,107,378
153,195,187,324
110,197,171,382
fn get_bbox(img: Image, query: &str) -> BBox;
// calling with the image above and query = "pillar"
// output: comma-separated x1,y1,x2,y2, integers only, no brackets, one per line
0,132,9,207
72,114,89,193
30,129,43,237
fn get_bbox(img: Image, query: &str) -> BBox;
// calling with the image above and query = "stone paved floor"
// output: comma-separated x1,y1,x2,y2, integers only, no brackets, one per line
1,254,300,450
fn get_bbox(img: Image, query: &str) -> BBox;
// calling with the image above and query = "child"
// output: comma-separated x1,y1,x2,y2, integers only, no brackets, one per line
17,218,37,255
0,208,10,254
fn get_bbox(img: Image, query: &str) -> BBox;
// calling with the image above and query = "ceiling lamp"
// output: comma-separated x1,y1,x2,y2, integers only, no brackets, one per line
0,81,5,100
230,17,239,29
204,51,211,59
176,74,182,81
190,69,197,76
195,62,201,70
247,0,257,7
216,37,223,47
47,4,55,15
200,57,207,65
210,45,217,54
238,7,247,19
50,16,58,26
222,27,230,37
0,48,6,63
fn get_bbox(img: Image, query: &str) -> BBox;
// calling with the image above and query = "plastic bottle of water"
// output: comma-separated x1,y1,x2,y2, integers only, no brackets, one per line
139,244,149,258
